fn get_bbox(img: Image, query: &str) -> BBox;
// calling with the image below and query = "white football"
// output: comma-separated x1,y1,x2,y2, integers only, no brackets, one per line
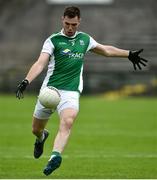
38,86,61,109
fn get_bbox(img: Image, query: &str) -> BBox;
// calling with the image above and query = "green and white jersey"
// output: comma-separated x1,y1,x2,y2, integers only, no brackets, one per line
41,29,97,93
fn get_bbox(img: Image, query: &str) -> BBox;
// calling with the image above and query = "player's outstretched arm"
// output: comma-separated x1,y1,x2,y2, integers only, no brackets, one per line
91,43,148,70
16,53,50,99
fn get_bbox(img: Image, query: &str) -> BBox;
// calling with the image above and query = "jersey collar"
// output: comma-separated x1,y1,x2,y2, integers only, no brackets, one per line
60,29,79,38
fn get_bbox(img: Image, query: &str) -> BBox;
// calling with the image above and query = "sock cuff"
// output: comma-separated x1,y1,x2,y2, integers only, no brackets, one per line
52,151,61,156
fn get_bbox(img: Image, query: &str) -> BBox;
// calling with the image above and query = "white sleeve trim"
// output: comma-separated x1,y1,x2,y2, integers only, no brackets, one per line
86,36,98,52
41,38,54,56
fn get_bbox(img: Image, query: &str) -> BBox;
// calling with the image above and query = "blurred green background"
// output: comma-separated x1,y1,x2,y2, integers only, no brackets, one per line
0,95,156,178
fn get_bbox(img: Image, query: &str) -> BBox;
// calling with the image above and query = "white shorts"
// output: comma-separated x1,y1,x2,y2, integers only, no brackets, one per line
33,90,80,120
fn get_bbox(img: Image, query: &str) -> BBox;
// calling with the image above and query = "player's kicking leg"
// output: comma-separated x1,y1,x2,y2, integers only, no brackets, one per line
32,117,49,158
43,108,78,176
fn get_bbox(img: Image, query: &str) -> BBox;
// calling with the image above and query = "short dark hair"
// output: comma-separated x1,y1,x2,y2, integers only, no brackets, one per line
63,6,81,19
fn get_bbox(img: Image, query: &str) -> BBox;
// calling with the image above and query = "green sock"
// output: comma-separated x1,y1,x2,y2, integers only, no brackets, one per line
52,151,61,156
49,151,61,161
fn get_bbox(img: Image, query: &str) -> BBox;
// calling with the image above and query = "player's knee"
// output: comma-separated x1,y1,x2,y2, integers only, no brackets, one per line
61,116,75,130
32,126,41,136
59,109,78,131
65,117,74,129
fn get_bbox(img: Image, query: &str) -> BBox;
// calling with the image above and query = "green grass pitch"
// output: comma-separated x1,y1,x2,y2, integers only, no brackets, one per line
0,94,156,178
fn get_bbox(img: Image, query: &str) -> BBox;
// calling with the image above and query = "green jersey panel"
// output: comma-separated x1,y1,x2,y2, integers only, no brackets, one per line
47,32,90,92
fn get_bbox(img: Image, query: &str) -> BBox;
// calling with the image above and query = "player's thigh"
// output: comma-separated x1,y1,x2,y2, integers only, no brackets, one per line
32,99,54,132
57,90,80,115
33,99,54,120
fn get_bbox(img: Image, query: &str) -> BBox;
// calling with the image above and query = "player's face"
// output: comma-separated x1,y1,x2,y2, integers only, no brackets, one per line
62,16,80,37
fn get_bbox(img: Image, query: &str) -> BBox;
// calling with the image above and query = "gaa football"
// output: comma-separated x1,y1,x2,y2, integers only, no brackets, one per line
38,86,61,109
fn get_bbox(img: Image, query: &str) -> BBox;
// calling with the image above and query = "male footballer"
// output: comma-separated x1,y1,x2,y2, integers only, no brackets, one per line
16,6,148,176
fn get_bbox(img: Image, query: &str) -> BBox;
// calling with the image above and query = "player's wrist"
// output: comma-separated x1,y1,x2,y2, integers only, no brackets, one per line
23,79,29,85
128,50,136,62
128,51,133,59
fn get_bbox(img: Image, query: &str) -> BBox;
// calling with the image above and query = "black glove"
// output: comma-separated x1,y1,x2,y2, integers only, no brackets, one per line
128,49,148,70
16,79,29,99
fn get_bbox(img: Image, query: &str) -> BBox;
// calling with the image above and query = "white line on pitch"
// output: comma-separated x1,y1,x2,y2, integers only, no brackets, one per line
2,154,157,159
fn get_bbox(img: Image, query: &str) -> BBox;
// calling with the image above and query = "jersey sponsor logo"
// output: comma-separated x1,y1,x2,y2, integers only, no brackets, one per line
61,49,84,59
61,49,71,55
69,52,84,59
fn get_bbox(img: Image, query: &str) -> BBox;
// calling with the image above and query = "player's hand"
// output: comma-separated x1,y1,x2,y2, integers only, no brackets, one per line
128,49,148,70
16,79,29,99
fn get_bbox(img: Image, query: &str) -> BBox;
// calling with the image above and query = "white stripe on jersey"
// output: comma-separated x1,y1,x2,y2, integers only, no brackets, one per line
40,56,55,91
78,65,83,93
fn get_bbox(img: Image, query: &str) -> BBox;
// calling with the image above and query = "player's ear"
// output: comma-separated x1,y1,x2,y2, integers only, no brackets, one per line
77,18,81,26
77,17,81,23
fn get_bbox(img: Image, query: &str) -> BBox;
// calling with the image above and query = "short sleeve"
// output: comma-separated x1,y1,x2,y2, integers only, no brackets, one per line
41,38,54,55
86,36,98,52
